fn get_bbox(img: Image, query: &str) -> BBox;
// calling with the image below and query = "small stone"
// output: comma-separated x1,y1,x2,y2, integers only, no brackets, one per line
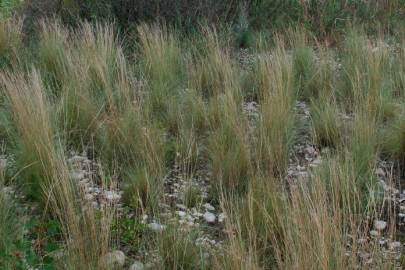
218,213,227,223
357,238,367,244
374,220,387,231
68,155,86,163
130,261,145,270
375,168,385,177
103,191,121,203
312,158,322,165
203,203,215,211
370,230,379,237
203,212,216,223
305,146,316,155
148,222,166,232
106,250,126,267
84,193,94,201
321,147,330,154
177,211,186,218
71,171,85,180
176,204,187,210
0,158,7,169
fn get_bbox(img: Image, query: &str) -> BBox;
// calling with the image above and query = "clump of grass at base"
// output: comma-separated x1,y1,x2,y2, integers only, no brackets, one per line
217,156,387,269
310,96,342,148
138,23,185,121
207,93,252,195
189,27,241,101
350,113,379,182
182,182,202,208
0,18,22,69
101,108,165,214
122,167,161,214
1,69,113,269
292,33,318,99
157,225,209,270
37,21,71,92
380,113,405,168
0,175,25,269
254,45,295,176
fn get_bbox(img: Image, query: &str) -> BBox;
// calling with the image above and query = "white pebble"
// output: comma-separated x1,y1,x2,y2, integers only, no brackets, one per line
374,220,387,231
177,211,186,218
106,250,126,267
203,212,216,223
148,222,166,232
130,261,145,270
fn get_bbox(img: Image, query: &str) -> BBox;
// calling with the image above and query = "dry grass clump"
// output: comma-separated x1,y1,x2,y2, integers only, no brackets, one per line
0,69,113,269
254,44,296,176
216,155,391,269
0,18,22,68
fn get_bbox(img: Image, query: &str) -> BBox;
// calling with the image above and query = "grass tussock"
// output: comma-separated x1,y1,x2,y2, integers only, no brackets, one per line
1,69,113,269
254,45,295,176
217,157,387,269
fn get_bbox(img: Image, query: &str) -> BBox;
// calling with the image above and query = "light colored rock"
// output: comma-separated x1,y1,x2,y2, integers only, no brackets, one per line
177,211,186,218
305,146,316,155
203,212,216,223
176,204,187,210
0,158,7,169
84,193,94,201
375,168,385,177
370,230,379,237
374,220,387,231
103,191,121,202
218,213,227,223
311,158,322,165
148,222,166,232
203,203,215,211
357,238,367,244
130,261,145,270
71,171,85,180
68,155,86,163
106,250,126,267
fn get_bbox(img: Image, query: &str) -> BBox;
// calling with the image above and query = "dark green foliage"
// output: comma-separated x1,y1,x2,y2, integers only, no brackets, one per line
18,0,405,39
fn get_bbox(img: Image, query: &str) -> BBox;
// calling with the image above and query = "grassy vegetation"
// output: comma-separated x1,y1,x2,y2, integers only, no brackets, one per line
0,5,404,269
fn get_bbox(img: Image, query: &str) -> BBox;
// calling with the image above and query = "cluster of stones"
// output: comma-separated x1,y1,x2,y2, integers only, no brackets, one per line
344,164,404,268
0,155,17,202
163,168,210,203
67,152,123,210
119,167,227,268
287,101,324,182
238,48,256,70
148,167,227,243
347,219,403,268
243,101,259,120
